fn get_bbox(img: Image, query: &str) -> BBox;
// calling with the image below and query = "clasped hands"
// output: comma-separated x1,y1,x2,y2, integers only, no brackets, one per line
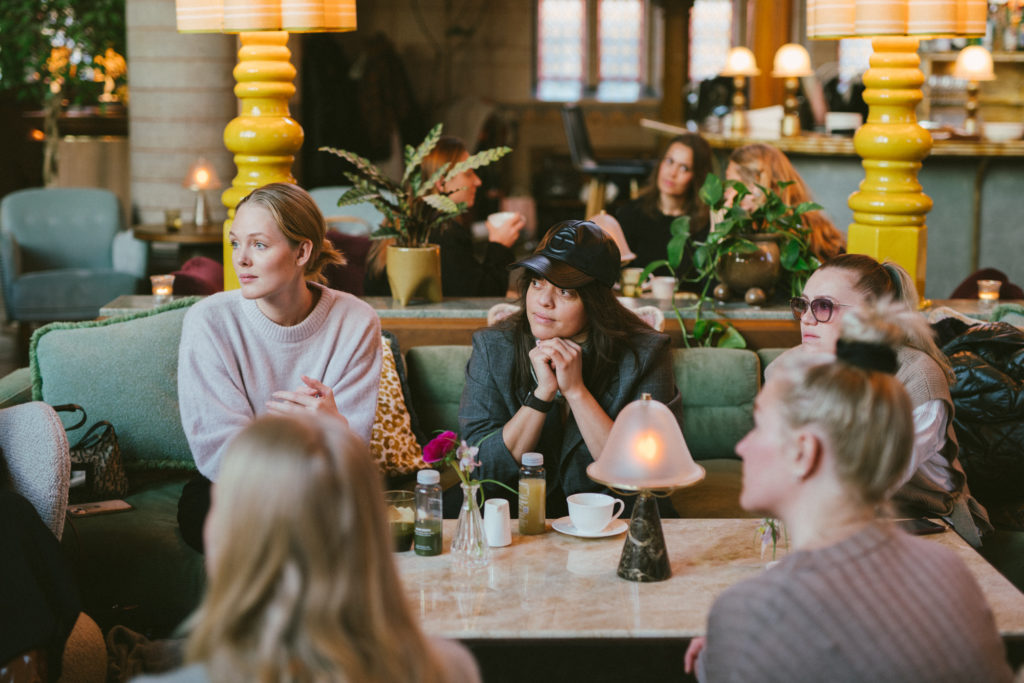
267,375,349,428
529,337,585,402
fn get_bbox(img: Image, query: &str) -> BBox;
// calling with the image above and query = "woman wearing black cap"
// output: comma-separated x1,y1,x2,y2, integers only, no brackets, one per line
457,220,683,519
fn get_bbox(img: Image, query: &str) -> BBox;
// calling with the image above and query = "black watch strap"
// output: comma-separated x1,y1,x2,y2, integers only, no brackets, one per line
523,391,554,413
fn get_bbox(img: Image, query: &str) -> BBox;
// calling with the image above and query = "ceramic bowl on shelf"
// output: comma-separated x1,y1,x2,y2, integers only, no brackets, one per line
984,122,1024,143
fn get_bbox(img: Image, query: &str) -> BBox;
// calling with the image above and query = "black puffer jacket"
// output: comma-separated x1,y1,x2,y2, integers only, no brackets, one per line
936,320,1024,506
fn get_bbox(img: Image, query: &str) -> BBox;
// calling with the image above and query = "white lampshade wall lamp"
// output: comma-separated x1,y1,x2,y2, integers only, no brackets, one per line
772,43,813,138
719,47,761,137
806,0,987,297
952,45,995,136
588,395,705,582
175,0,357,287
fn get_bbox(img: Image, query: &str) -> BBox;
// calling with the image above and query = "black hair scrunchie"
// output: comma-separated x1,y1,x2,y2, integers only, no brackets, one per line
835,339,898,375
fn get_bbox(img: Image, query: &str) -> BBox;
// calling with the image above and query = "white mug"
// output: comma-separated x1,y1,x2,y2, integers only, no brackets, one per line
651,276,676,301
567,492,625,534
487,211,516,228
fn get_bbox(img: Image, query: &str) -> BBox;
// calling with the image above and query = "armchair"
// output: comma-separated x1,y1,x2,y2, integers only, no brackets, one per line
560,104,654,216
0,188,146,341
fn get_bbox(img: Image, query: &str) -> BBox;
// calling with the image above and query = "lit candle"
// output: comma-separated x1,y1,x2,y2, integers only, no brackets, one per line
150,274,175,303
977,279,1001,302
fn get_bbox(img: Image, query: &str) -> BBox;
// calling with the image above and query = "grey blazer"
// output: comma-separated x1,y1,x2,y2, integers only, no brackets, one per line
459,326,682,515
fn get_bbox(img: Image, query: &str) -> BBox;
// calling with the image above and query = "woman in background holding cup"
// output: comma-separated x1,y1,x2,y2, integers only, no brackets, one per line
364,136,526,298
457,220,683,519
136,415,480,683
614,133,712,293
684,305,1011,682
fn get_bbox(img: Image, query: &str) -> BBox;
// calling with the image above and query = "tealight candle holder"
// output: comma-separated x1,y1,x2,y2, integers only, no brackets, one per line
150,274,175,303
977,279,1001,308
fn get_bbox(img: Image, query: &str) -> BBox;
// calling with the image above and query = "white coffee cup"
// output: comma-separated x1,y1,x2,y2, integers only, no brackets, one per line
567,493,625,534
488,211,516,228
651,276,676,301
484,498,512,547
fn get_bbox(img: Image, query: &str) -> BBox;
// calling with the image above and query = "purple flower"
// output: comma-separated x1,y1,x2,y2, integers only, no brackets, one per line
423,431,458,464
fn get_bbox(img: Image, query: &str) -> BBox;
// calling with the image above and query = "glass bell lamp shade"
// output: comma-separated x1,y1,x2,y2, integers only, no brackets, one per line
772,43,813,78
953,45,995,81
588,395,705,491
720,47,761,77
183,158,222,192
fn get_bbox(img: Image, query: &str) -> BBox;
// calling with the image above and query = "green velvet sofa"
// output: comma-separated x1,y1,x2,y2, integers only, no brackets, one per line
0,299,779,638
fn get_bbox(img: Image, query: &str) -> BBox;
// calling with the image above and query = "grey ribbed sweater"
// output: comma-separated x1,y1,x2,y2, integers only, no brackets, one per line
698,523,1012,682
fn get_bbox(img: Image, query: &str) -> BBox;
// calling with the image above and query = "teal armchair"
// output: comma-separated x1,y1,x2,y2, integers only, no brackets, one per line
0,188,147,328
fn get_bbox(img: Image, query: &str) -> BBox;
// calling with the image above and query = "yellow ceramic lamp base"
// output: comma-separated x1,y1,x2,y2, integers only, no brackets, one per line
220,31,304,289
847,37,932,297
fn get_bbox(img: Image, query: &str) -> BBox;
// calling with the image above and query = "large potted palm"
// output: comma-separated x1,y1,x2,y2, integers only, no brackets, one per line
320,124,511,305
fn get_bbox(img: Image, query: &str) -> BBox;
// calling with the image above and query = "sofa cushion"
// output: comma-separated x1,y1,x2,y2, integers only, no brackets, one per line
31,298,200,470
63,476,205,636
673,347,759,461
405,346,473,438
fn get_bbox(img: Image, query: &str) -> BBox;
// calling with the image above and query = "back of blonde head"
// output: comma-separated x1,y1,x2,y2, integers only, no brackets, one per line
187,415,446,683
771,301,915,505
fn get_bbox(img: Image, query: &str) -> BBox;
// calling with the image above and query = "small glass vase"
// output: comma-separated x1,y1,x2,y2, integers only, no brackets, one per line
451,482,490,570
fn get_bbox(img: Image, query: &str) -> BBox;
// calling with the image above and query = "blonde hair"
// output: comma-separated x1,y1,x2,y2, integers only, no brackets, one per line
186,415,447,683
770,303,914,505
367,136,469,277
236,183,345,284
728,144,845,263
821,254,954,384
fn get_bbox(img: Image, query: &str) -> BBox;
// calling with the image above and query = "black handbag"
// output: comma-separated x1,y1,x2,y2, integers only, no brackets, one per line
55,404,128,501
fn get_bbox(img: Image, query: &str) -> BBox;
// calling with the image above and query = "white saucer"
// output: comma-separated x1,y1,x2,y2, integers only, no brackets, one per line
552,516,627,539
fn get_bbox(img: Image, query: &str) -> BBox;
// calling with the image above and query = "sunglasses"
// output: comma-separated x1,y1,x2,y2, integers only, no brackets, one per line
789,296,851,323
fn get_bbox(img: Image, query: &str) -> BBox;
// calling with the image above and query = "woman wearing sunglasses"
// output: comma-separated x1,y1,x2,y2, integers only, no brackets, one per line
770,254,991,546
684,304,1011,682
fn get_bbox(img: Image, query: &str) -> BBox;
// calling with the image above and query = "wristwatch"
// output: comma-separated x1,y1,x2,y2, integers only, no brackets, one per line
523,391,554,413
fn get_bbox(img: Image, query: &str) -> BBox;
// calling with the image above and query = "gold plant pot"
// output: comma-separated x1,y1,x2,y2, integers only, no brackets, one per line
386,244,442,306
716,234,782,299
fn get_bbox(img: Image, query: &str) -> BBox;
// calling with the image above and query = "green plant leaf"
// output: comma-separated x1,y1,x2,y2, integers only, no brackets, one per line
666,233,689,270
794,201,822,215
402,123,443,185
716,325,747,348
422,193,460,214
693,244,711,271
445,146,513,179
638,260,669,286
699,174,723,207
320,146,393,188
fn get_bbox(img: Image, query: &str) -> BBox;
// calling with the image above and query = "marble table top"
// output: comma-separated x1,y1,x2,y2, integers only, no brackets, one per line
394,518,1024,641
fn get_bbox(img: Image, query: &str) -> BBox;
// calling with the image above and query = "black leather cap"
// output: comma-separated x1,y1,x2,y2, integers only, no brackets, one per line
510,220,621,289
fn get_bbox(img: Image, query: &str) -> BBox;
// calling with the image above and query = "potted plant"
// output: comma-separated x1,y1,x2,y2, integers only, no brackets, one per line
639,174,822,348
320,124,511,305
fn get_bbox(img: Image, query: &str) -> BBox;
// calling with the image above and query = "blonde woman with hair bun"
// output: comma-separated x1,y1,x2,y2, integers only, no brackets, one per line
770,253,991,546
684,305,1012,683
176,182,383,554
135,415,480,683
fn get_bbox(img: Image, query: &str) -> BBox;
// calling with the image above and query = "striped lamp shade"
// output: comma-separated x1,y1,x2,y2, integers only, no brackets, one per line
807,0,986,38
176,0,357,33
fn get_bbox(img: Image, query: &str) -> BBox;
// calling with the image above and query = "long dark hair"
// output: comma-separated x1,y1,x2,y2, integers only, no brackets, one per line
637,133,712,234
501,273,658,399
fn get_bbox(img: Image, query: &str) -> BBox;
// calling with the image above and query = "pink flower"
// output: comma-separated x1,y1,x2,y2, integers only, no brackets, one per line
423,431,458,464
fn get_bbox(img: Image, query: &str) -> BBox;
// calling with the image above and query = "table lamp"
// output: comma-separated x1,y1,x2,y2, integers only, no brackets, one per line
719,47,761,137
183,157,222,228
771,43,813,137
175,0,357,286
588,394,705,582
806,0,986,297
952,45,995,136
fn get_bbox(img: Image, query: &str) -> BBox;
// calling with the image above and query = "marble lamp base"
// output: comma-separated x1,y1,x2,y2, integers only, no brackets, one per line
618,490,671,582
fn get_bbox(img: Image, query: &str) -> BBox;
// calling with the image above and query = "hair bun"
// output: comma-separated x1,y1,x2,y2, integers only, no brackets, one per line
835,339,898,374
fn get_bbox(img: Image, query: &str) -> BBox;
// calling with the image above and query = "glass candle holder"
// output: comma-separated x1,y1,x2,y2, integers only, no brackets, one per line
150,274,175,303
385,490,415,552
977,279,1002,302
